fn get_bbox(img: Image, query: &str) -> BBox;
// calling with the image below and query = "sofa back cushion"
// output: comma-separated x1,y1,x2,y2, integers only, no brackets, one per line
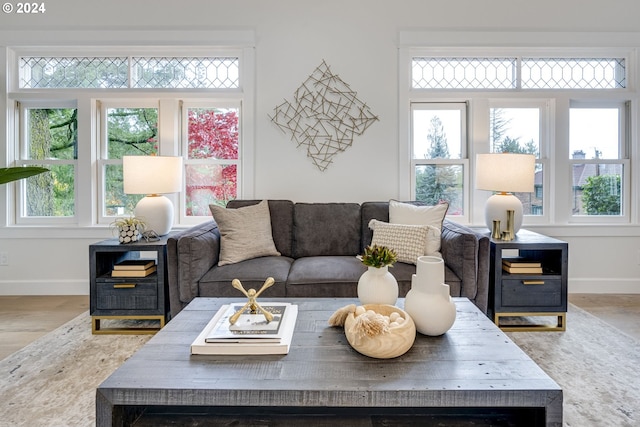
360,201,390,251
226,200,294,257
293,203,362,257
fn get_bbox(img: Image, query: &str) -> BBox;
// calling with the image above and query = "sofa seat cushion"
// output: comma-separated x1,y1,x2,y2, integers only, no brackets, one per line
198,256,292,298
287,256,366,284
286,256,366,297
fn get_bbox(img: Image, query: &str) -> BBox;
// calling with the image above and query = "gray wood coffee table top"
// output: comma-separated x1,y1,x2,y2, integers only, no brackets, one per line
96,297,562,426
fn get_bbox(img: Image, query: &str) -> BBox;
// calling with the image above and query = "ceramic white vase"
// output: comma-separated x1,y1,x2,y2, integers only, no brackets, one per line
404,255,456,336
357,265,399,305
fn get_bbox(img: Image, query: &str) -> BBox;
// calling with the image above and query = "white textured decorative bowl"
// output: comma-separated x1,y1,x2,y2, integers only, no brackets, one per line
344,304,416,359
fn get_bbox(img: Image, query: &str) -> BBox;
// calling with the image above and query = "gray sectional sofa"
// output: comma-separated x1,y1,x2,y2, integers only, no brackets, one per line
167,200,490,318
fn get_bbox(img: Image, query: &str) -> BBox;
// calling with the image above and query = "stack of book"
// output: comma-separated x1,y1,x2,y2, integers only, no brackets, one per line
111,259,157,277
191,302,298,355
502,257,543,274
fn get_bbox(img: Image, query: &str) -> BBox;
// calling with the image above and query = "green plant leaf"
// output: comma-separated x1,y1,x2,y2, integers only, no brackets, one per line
360,244,398,268
0,167,50,185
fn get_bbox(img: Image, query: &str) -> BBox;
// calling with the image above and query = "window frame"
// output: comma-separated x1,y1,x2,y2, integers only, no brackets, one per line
180,99,243,225
96,99,166,226
15,99,79,225
5,44,254,231
487,99,552,226
567,100,631,224
410,102,469,221
400,45,635,227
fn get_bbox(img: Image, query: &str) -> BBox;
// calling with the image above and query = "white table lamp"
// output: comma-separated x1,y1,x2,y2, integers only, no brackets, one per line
123,156,183,236
476,153,535,235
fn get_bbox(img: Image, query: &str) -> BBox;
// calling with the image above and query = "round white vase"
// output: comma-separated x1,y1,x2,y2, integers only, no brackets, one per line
404,255,456,336
357,265,399,305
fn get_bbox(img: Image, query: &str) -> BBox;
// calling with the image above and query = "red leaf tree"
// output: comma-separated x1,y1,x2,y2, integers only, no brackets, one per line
186,108,239,215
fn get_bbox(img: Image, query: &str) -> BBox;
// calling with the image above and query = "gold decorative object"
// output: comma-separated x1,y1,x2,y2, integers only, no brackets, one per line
492,220,502,239
502,209,515,241
329,304,416,359
229,277,275,324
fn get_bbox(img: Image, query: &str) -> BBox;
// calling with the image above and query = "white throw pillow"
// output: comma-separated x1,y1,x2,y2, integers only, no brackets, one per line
389,200,448,255
209,200,280,266
369,219,441,265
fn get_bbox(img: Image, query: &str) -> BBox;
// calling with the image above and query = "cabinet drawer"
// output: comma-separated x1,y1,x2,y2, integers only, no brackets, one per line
501,278,562,307
96,281,158,310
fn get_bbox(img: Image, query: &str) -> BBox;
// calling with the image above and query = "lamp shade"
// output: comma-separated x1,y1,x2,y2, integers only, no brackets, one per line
122,156,183,236
475,153,535,193
123,156,183,195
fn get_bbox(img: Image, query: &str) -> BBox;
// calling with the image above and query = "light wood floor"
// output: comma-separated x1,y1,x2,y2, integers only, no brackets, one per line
0,294,638,360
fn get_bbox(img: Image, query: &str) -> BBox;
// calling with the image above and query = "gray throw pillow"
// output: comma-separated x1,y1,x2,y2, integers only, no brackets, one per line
209,200,280,266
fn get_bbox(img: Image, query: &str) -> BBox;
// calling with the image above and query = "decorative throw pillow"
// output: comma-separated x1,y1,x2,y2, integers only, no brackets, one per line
369,219,440,265
209,200,280,266
389,200,448,255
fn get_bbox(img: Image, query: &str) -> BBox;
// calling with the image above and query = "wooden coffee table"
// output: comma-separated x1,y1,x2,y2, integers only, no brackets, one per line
96,297,562,426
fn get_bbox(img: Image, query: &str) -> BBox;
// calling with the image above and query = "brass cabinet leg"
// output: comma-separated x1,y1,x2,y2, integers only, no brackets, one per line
495,312,566,332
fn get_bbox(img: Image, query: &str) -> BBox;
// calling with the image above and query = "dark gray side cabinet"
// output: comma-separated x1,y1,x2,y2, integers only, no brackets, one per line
89,236,171,334
488,229,568,331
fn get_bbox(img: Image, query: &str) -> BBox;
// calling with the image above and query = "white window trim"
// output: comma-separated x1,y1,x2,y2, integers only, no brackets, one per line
410,102,469,222
486,99,553,227
400,43,637,228
2,41,255,235
179,99,243,226
15,99,78,225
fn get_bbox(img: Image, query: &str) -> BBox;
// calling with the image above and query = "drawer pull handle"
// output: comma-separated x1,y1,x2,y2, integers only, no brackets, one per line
114,283,136,289
522,280,545,285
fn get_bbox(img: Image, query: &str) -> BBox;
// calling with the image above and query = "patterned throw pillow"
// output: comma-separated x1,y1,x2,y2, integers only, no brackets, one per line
388,200,448,255
209,200,281,266
369,219,439,265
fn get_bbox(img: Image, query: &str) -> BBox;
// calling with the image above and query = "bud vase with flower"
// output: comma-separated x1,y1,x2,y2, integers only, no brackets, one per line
356,245,399,305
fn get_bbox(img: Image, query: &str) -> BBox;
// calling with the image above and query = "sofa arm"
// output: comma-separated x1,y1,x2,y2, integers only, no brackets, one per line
440,219,490,314
167,221,220,318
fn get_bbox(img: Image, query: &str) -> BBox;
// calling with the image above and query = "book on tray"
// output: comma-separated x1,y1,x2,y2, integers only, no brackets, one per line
111,265,157,277
113,259,156,271
191,302,298,355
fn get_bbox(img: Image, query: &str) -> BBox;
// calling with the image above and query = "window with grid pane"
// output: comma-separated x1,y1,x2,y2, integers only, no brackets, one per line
19,56,239,89
412,58,516,89
412,56,626,91
522,58,625,89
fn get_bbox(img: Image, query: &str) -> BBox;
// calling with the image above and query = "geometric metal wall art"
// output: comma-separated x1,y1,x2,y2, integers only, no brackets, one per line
269,60,379,171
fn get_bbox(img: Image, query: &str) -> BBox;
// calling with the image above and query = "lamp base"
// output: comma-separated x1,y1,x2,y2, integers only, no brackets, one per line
134,195,174,236
484,193,523,235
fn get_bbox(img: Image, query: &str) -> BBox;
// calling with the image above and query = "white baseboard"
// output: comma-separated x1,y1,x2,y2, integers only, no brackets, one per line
0,280,89,295
569,278,640,294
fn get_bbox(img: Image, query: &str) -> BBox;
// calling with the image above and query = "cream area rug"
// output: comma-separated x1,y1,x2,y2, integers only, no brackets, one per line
0,304,638,427
0,315,151,427
506,306,639,427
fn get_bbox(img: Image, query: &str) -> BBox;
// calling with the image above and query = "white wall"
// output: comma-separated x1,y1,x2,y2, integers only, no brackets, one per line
1,0,640,294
